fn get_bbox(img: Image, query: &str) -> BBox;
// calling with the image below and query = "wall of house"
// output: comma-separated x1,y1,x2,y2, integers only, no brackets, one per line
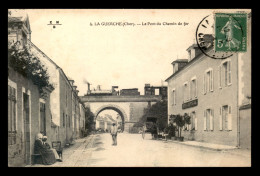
167,52,239,146
8,67,52,166
29,43,61,127
59,71,73,147
238,15,251,149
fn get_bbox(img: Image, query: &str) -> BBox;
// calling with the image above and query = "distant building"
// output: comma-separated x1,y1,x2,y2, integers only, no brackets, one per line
144,84,167,100
96,115,116,131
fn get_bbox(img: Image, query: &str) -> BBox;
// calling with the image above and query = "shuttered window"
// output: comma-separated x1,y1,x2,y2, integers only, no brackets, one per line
228,61,232,85
218,65,222,89
8,84,17,145
221,105,232,131
204,110,207,131
191,79,197,99
210,109,214,131
172,89,176,105
210,70,214,92
227,106,232,130
219,107,223,130
203,75,206,94
204,69,213,94
223,61,232,87
204,109,214,131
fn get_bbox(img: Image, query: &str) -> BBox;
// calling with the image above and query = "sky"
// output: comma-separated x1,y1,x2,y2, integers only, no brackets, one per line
12,9,219,96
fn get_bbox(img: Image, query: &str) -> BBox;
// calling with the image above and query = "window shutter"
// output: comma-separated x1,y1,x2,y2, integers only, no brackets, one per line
228,106,232,130
183,85,185,102
219,65,222,88
228,61,232,85
219,107,223,130
195,79,197,97
210,109,214,131
189,81,191,100
204,110,207,131
195,116,197,130
203,74,206,94
210,70,214,91
189,113,192,130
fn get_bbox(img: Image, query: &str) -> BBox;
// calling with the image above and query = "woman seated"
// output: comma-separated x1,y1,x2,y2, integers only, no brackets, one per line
42,136,62,162
34,133,59,165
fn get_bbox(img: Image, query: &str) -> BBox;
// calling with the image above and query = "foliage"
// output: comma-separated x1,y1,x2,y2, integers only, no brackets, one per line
8,42,54,94
85,106,95,132
169,113,191,138
134,100,168,131
184,113,191,125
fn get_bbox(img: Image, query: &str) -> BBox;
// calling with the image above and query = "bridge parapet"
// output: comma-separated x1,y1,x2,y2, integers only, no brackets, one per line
79,95,162,103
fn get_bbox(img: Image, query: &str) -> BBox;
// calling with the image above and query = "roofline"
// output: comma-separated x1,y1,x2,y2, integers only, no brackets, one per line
28,41,82,101
165,47,212,82
28,40,60,69
171,59,189,64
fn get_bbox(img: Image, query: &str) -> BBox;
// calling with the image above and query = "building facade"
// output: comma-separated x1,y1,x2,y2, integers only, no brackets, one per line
166,21,251,148
8,10,87,166
8,11,55,166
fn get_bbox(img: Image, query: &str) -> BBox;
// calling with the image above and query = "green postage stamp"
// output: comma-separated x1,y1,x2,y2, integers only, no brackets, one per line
214,13,247,52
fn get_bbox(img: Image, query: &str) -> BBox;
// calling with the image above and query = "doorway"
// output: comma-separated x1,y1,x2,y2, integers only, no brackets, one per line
23,93,30,165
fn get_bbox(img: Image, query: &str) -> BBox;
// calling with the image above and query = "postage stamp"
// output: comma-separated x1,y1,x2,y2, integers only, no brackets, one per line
214,13,247,52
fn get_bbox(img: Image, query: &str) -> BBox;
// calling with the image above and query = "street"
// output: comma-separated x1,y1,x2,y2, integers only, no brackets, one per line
31,133,251,167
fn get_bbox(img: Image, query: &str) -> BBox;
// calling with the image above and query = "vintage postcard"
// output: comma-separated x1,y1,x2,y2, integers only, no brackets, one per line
8,9,251,167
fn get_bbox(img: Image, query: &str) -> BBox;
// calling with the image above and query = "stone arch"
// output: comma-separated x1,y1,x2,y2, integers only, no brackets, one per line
94,104,128,131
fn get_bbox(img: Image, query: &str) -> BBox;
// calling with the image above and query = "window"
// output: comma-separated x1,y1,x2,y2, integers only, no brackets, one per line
204,109,214,131
190,78,197,99
69,115,71,128
203,69,213,94
63,113,65,127
155,89,160,95
8,84,17,145
220,105,232,131
66,86,68,107
218,65,222,88
40,102,46,135
191,111,197,130
183,82,188,102
222,61,232,86
172,89,176,105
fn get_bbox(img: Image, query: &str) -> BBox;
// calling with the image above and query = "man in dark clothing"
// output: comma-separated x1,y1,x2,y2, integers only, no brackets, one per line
110,123,118,146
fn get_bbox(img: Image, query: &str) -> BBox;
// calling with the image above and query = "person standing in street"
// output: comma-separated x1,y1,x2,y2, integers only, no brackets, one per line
110,122,118,146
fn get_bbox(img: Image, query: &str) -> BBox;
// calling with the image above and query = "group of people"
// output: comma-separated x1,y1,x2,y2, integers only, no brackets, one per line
34,133,62,165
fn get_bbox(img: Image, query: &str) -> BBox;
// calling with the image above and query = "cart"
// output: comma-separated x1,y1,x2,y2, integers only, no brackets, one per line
142,117,158,140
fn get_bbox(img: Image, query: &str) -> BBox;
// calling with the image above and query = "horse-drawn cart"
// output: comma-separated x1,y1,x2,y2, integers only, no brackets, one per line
142,117,158,140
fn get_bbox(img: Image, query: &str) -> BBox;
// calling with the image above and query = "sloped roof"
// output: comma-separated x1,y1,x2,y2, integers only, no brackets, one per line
171,59,188,64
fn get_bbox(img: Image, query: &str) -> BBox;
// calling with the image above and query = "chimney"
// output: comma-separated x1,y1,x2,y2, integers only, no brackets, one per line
87,83,91,95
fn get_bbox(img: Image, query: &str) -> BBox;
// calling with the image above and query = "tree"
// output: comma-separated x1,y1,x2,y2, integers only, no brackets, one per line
85,107,95,134
170,113,191,138
134,100,168,131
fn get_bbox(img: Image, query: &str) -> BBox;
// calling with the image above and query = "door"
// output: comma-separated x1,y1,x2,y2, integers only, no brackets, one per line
23,93,30,165
40,103,46,135
66,115,69,143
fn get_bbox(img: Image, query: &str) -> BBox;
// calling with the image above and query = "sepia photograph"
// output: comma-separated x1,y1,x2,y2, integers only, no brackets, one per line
8,9,251,167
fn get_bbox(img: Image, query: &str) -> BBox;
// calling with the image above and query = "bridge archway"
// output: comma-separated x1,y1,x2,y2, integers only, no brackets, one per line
94,104,127,132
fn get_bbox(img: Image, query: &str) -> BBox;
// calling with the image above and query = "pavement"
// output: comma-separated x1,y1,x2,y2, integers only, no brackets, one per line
27,133,251,167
